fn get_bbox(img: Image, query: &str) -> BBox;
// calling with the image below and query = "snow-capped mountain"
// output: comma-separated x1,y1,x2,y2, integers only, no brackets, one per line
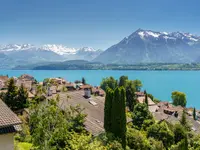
0,44,102,69
0,44,101,55
94,29,200,64
41,44,77,55
0,44,35,51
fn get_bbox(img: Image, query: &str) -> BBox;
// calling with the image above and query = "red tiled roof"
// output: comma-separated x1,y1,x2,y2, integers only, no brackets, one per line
0,76,9,81
0,100,22,128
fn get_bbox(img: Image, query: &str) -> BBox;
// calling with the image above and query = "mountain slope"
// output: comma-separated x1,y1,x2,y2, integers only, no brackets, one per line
94,29,200,64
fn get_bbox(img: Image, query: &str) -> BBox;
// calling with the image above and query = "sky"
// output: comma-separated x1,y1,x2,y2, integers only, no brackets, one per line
0,0,200,50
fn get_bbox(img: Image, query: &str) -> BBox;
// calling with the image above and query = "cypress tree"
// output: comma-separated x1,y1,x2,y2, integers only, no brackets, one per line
180,110,190,131
193,107,196,120
145,92,148,106
111,87,127,149
180,110,187,126
120,87,127,149
104,88,113,132
4,78,18,110
111,87,121,135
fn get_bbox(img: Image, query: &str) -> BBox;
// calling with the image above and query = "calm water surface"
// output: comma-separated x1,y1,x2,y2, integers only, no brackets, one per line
0,70,199,108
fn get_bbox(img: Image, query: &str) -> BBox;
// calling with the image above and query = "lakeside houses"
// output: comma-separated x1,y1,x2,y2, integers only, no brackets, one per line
135,91,200,133
1,74,200,136
0,100,22,150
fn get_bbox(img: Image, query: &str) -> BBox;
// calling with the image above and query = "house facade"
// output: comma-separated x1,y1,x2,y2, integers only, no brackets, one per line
0,100,22,150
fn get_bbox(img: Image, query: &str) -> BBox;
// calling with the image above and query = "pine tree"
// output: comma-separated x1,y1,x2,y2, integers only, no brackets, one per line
16,84,29,109
4,78,18,110
145,92,148,106
104,88,113,132
193,107,196,120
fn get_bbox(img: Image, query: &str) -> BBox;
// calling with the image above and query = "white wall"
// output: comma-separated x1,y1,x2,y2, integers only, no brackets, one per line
0,133,14,150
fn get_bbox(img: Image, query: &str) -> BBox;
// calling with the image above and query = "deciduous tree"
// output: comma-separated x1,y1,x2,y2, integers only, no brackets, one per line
100,77,117,91
133,79,142,92
172,91,187,107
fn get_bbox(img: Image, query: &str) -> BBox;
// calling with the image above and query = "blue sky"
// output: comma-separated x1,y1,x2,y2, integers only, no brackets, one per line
0,0,200,49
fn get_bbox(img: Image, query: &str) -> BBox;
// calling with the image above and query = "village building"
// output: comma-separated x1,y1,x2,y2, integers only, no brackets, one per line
50,78,67,85
92,87,105,97
15,79,32,91
19,74,35,82
66,82,76,91
136,95,159,113
0,76,9,90
0,100,22,150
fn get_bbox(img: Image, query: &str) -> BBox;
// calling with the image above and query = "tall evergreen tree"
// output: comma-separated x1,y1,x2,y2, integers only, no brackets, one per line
126,81,136,111
104,88,113,133
111,87,121,135
180,110,187,126
82,77,86,85
180,110,190,131
145,92,148,106
120,87,127,149
111,87,126,149
193,107,196,120
4,78,18,110
16,84,29,109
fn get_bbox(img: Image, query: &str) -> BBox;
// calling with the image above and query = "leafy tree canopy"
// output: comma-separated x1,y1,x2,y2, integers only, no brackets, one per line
100,77,118,91
172,91,187,107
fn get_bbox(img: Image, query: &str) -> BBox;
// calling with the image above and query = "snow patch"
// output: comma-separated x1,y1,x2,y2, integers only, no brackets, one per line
138,31,145,39
146,31,160,38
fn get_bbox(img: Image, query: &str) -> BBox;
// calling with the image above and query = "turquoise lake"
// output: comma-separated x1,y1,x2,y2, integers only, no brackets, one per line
0,70,199,109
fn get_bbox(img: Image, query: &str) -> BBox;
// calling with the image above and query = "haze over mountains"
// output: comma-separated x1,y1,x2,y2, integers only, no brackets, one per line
2,29,200,69
0,44,102,69
94,29,200,64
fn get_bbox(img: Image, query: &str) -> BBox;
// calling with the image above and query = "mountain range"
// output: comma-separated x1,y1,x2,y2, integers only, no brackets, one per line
94,29,200,64
2,29,200,69
0,44,102,69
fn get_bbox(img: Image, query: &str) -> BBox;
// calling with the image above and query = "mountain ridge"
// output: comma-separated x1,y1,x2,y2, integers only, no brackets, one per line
94,29,200,64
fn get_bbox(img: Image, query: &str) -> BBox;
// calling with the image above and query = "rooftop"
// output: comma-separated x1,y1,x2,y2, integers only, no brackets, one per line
0,100,22,128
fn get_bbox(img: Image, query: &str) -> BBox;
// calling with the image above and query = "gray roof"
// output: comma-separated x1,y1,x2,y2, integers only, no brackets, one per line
0,125,21,135
57,91,131,135
0,100,22,128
